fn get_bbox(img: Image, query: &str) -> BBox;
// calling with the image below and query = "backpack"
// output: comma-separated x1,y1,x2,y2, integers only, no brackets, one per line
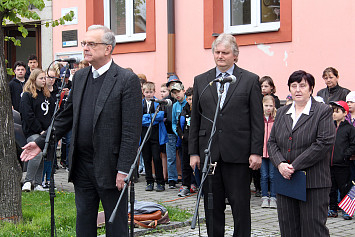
97,201,170,229
128,201,170,228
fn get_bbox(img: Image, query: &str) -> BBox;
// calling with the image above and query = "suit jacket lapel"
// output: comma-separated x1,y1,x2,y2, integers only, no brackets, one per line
207,69,218,105
93,63,118,128
74,67,90,120
222,65,241,109
284,113,293,133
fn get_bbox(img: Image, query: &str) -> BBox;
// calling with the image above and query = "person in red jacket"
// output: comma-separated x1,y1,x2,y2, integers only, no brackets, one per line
260,95,277,208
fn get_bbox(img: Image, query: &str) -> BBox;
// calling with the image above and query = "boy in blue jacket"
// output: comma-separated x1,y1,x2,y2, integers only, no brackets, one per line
141,82,168,192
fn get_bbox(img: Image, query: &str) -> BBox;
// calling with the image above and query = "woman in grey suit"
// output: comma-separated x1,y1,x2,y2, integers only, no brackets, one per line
268,70,335,237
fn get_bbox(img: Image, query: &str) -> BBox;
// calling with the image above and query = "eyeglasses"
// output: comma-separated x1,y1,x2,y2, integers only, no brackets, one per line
81,41,109,48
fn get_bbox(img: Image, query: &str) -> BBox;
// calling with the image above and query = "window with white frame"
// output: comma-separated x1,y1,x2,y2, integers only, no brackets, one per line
104,0,146,43
224,0,280,35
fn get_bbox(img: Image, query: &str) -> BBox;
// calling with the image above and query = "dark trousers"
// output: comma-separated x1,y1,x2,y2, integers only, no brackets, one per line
250,168,261,191
72,160,128,237
142,139,164,185
203,161,251,237
277,188,330,237
181,141,193,188
329,166,351,211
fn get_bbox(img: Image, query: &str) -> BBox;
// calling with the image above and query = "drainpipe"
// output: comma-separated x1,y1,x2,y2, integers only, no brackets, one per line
167,0,175,78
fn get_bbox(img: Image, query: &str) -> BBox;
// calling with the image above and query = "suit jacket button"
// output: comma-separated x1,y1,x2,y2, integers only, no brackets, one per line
220,114,223,117
219,130,222,133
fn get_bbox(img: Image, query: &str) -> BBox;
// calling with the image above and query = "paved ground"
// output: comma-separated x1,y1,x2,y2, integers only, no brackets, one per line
29,168,355,236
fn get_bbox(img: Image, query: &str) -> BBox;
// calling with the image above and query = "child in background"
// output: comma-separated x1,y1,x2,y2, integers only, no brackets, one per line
285,94,293,105
160,83,170,181
20,69,55,192
138,74,148,175
171,83,187,136
259,76,280,108
176,87,197,197
261,95,277,208
41,68,58,188
165,75,182,189
345,92,355,182
328,101,355,220
161,83,170,99
141,82,168,192
171,83,187,186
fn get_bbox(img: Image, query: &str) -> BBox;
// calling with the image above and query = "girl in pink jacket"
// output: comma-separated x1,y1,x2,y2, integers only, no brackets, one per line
260,95,277,208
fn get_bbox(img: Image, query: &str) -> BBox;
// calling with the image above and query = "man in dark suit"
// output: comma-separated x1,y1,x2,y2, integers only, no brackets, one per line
189,33,264,237
21,25,142,237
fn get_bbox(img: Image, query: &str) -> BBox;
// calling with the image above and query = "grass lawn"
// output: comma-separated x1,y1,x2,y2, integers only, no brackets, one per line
0,191,192,237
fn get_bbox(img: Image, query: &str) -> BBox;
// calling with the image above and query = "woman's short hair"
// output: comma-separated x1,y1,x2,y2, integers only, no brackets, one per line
288,70,315,93
322,67,339,78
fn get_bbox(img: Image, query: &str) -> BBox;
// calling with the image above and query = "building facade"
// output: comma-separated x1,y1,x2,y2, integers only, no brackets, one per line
52,0,354,99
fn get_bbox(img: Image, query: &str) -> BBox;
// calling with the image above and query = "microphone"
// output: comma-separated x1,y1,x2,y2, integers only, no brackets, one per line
213,75,237,84
56,58,80,63
150,98,172,106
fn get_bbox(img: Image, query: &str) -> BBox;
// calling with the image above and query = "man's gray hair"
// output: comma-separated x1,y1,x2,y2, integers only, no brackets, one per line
212,33,239,57
88,25,116,53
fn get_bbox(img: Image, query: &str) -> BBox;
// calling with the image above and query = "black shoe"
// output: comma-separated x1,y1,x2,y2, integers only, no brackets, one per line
145,183,154,191
168,180,176,189
156,184,165,192
255,190,261,197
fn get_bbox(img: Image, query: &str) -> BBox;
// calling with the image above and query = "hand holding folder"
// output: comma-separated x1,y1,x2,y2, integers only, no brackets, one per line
274,167,307,202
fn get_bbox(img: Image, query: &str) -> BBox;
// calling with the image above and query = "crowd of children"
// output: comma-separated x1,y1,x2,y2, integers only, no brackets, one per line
138,75,199,196
12,60,355,221
8,55,89,192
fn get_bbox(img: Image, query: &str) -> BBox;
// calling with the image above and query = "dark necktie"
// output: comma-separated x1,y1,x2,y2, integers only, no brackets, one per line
218,72,229,109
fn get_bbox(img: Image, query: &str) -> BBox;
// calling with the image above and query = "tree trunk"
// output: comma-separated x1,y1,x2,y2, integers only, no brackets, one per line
0,22,23,223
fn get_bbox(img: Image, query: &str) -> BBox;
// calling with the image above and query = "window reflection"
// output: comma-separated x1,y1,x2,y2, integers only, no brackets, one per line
134,0,146,33
111,0,126,35
230,0,251,26
110,0,146,36
261,0,280,23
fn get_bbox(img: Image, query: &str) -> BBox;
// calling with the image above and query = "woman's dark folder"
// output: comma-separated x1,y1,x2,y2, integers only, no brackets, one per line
274,168,307,202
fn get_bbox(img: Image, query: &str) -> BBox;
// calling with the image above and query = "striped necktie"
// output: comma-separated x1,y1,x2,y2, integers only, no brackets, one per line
218,72,229,109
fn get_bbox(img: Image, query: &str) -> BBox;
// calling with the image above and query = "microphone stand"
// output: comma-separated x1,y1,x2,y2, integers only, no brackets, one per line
191,82,225,237
43,63,71,237
109,103,162,237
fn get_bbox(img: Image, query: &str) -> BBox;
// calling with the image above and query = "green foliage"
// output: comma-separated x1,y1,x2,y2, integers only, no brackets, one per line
4,36,21,46
7,68,14,76
0,192,193,236
0,0,74,40
0,191,105,237
0,0,74,76
163,205,193,222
